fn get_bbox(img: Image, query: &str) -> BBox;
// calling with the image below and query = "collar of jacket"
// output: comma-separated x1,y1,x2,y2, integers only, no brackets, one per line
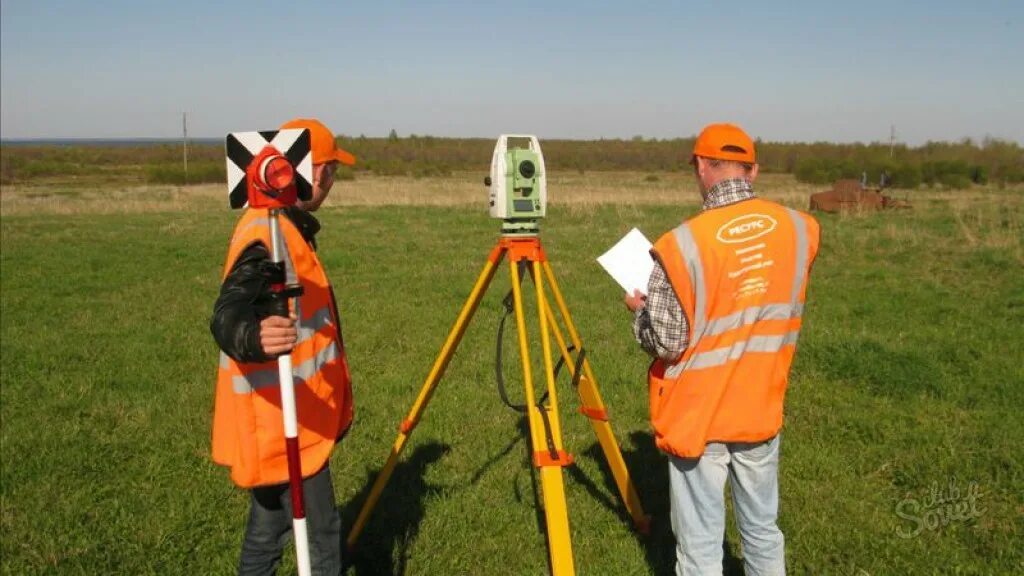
702,178,755,211
282,206,321,244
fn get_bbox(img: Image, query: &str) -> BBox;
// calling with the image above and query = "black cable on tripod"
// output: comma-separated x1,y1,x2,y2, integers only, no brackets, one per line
495,261,543,412
554,345,587,391
494,261,585,462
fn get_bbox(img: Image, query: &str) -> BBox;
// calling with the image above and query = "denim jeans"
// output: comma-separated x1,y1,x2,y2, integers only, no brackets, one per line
239,464,343,576
668,435,784,576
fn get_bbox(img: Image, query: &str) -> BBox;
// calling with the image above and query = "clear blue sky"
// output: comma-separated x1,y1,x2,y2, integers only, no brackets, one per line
2,0,1022,144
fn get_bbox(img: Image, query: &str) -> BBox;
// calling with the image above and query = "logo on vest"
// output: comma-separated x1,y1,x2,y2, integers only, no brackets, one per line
716,214,778,244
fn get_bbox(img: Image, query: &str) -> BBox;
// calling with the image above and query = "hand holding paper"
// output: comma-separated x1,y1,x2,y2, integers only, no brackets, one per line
597,228,654,296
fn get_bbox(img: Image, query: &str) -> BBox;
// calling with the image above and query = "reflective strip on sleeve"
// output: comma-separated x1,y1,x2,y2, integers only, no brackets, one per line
232,342,341,394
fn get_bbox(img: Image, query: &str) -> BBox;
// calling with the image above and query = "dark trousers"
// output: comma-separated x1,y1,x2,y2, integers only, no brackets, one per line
239,464,343,576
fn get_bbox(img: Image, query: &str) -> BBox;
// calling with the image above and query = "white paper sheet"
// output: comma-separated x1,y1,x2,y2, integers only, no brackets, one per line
596,228,654,295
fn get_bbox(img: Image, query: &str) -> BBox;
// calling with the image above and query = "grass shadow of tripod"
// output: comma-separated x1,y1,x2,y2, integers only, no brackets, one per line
341,441,451,576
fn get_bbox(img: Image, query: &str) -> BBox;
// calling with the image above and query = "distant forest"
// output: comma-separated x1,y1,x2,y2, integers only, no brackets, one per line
2,135,1022,189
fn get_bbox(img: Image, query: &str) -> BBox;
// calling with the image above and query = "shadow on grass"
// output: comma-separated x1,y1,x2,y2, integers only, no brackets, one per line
569,431,744,575
487,415,744,574
339,424,748,574
341,441,451,576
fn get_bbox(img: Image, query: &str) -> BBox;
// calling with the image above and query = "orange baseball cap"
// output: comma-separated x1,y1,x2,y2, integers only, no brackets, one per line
280,118,356,166
691,123,756,164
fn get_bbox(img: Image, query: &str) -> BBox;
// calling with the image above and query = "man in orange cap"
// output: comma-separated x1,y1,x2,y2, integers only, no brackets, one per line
211,118,357,575
625,123,819,574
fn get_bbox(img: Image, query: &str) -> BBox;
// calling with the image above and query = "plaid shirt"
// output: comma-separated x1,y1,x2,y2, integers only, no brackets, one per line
633,178,756,360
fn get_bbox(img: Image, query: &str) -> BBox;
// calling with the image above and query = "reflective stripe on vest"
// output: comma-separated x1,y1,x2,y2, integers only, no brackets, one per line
218,303,337,391
704,302,804,337
664,208,810,378
687,330,801,370
232,341,341,394
787,208,810,304
231,217,270,245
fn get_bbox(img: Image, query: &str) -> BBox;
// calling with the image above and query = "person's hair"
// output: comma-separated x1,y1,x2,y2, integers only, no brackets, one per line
703,157,754,172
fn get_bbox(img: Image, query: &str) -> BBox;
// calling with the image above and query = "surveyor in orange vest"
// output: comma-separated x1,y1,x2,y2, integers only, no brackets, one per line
211,118,356,575
625,123,819,575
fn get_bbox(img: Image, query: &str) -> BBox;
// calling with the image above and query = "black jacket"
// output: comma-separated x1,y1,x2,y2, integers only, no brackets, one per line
210,208,323,364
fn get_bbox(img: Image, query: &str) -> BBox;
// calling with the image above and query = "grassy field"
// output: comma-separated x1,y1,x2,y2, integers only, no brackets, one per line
1,173,1022,575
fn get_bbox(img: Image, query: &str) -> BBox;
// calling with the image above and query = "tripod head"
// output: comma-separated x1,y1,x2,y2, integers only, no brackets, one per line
225,129,314,209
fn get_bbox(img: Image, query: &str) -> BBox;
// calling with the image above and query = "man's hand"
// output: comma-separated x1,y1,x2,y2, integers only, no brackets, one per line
260,313,297,357
624,289,646,313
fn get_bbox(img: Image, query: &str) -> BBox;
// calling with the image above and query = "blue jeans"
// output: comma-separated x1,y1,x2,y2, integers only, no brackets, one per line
668,435,784,576
239,464,343,576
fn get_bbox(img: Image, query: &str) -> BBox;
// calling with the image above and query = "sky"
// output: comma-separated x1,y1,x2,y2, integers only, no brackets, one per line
2,1,1022,145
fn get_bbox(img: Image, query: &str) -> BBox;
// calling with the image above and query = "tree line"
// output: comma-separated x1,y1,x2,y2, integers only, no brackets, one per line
2,135,1021,189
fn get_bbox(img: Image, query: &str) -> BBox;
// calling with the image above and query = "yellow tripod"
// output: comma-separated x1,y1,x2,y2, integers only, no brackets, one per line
347,235,649,575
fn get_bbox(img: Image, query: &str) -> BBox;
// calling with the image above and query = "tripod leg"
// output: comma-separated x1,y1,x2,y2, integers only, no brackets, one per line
511,259,576,576
541,261,650,534
346,245,505,550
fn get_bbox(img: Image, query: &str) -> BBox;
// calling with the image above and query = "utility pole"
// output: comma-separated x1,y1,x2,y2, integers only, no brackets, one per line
889,124,896,158
183,112,190,185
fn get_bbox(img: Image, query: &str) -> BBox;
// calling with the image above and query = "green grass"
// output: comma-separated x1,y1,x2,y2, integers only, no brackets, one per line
1,188,1022,574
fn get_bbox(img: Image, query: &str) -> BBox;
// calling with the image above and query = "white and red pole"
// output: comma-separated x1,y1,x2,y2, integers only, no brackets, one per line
268,207,312,576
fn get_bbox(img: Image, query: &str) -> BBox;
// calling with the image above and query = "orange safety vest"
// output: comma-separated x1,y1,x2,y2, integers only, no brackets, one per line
212,208,354,488
648,197,819,458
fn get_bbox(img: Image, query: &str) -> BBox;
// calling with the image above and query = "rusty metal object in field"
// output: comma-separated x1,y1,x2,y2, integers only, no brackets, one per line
809,179,912,213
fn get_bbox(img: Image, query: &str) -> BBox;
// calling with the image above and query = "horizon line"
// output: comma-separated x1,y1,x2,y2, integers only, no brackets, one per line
2,135,1021,147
